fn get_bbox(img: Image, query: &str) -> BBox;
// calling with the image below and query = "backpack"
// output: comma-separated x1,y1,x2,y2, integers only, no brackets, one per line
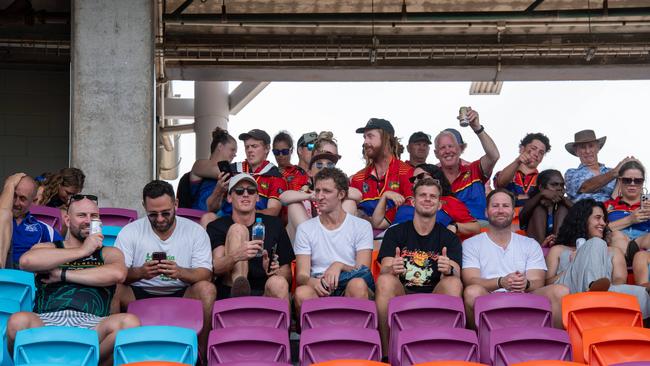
176,172,195,208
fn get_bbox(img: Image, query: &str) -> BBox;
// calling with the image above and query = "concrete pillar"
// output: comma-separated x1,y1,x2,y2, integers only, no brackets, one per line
70,0,154,210
194,81,229,160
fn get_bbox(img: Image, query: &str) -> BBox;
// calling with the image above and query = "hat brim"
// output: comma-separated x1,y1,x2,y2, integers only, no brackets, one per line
309,152,340,168
565,136,607,156
409,138,432,145
355,127,367,134
238,133,253,141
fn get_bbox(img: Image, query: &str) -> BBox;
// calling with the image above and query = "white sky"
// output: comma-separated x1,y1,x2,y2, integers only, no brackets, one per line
167,80,650,188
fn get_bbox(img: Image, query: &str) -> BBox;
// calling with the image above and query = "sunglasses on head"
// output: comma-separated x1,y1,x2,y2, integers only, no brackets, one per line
147,210,173,220
232,186,258,196
409,172,431,184
620,177,645,185
68,194,98,204
314,161,335,169
272,148,291,156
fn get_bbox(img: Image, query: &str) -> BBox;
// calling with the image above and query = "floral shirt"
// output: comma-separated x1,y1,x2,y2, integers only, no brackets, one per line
565,163,615,202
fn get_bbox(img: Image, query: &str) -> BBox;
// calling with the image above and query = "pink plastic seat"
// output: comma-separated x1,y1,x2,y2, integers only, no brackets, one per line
207,327,290,365
212,296,290,330
396,327,479,366
489,327,572,366
127,297,203,334
29,205,62,232
301,297,377,331
176,208,206,224
299,327,381,366
99,207,138,227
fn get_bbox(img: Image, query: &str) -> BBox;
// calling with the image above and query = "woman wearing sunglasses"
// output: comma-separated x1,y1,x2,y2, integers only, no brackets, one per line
604,160,650,266
370,163,480,238
272,131,310,192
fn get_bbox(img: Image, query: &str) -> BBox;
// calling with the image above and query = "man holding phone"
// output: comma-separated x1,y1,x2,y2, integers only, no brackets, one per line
208,173,294,300
114,180,215,352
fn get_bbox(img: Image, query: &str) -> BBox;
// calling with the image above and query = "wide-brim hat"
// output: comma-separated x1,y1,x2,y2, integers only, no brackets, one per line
309,152,340,169
565,129,606,156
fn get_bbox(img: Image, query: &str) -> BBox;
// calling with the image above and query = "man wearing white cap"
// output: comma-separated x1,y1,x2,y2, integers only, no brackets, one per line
208,173,294,299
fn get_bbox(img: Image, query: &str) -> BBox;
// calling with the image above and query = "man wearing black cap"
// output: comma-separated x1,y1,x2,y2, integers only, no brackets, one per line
297,131,318,172
350,118,414,229
406,131,431,167
219,129,287,219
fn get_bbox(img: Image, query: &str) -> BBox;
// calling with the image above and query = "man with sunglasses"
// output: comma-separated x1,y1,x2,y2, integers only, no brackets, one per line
351,118,415,229
0,172,62,268
375,177,463,358
7,194,139,366
297,131,318,173
405,131,432,167
114,180,214,351
208,173,294,299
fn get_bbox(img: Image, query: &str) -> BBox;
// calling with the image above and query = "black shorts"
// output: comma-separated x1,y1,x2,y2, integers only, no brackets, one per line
130,285,186,300
216,283,264,300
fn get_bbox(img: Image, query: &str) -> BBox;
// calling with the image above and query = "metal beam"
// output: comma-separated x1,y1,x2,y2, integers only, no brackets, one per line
228,82,270,115
171,0,194,17
525,0,545,12
164,97,194,119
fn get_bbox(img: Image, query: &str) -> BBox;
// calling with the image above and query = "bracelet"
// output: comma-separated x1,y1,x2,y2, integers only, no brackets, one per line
61,268,67,282
496,276,502,289
473,125,485,135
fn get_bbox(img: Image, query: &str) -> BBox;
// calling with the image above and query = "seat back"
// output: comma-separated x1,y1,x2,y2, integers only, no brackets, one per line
212,297,289,330
102,225,122,247
299,327,381,366
114,325,198,366
396,327,479,366
0,269,36,312
411,362,487,366
510,362,585,366
98,208,138,227
301,297,377,331
121,363,188,366
207,327,290,365
29,205,62,232
490,327,571,366
13,326,99,366
128,298,203,334
562,292,642,363
175,208,206,224
312,361,388,366
582,326,650,366
475,293,552,364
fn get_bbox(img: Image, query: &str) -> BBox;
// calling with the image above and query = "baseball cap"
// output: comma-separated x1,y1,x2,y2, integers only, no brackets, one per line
443,128,465,145
227,173,258,193
355,118,395,135
409,131,432,145
238,129,271,145
309,152,340,169
297,131,318,147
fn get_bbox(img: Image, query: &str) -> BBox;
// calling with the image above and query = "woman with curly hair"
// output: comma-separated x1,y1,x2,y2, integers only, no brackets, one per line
36,167,85,208
545,199,649,316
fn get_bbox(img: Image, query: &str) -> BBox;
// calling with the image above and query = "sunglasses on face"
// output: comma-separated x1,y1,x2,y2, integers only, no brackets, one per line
232,187,258,196
314,161,335,169
409,173,432,184
621,177,645,185
300,143,315,151
68,194,98,205
272,148,291,156
147,210,173,220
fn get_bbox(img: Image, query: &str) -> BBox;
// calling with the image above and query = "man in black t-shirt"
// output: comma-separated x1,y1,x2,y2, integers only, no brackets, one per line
375,177,463,357
207,173,294,300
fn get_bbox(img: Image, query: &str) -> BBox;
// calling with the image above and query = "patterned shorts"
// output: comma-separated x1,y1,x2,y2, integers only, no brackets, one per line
39,310,105,329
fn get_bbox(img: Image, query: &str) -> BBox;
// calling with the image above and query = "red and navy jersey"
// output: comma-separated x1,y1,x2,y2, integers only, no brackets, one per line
451,159,488,221
221,160,287,216
393,195,476,227
604,197,650,232
281,165,309,191
494,170,539,208
350,157,414,225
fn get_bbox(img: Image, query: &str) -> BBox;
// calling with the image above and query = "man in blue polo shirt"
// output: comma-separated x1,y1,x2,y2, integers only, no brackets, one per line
0,172,62,268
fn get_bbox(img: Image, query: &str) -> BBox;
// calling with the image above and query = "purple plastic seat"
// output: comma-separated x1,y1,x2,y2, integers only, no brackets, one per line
299,327,381,366
99,207,138,227
475,293,552,364
218,363,292,366
29,205,62,232
490,327,571,366
212,296,290,330
396,327,479,366
301,297,377,331
388,294,465,365
207,326,290,365
176,208,206,224
127,297,203,334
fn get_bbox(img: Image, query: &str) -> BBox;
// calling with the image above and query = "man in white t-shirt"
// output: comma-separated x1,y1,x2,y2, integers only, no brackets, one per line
294,167,374,315
114,180,215,351
462,189,569,328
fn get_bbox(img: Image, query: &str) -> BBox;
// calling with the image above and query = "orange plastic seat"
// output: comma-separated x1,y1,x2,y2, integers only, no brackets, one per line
312,360,389,366
371,250,381,281
122,362,186,366
291,260,297,293
511,362,586,366
412,362,487,366
582,326,650,366
562,292,642,363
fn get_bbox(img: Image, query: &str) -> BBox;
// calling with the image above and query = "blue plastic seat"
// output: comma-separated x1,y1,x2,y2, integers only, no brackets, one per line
0,270,36,312
102,226,122,247
13,326,99,366
113,326,198,366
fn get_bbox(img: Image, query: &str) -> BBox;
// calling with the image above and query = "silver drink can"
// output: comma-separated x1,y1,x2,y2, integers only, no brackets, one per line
90,219,102,235
458,106,470,127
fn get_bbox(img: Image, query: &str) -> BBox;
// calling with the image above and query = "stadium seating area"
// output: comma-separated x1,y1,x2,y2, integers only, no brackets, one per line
0,268,649,366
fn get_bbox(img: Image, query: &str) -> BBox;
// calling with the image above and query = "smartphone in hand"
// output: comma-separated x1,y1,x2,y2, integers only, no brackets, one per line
152,251,167,261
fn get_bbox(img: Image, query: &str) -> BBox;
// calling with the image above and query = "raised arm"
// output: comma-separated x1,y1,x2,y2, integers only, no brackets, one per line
467,109,500,177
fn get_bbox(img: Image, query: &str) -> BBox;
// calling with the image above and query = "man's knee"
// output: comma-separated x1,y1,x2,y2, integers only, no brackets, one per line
109,313,141,331
7,312,39,336
345,278,369,298
265,276,289,298
227,223,249,240
463,284,488,306
542,284,570,301
200,212,218,229
375,274,401,297
189,280,217,302
294,285,316,304
436,276,463,297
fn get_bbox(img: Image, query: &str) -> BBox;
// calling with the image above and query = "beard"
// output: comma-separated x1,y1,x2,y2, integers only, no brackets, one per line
69,222,89,242
488,214,513,229
364,144,383,161
151,214,176,234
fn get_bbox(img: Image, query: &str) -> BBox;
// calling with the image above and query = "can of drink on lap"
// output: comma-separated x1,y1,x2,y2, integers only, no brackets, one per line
90,219,102,235
458,106,470,127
